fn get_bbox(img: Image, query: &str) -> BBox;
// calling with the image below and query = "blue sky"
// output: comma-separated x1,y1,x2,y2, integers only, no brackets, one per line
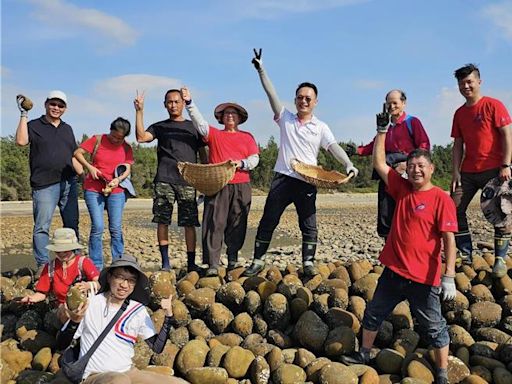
2,0,511,147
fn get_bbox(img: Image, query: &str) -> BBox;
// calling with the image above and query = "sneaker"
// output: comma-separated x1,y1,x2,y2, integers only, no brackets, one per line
493,257,508,278
187,263,204,274
339,351,370,365
243,259,265,277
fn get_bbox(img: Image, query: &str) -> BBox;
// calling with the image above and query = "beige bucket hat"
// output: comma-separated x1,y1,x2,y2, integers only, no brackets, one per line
45,228,84,252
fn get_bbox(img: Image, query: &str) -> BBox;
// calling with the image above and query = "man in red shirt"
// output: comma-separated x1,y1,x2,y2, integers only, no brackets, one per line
350,89,430,239
450,63,512,277
341,105,457,384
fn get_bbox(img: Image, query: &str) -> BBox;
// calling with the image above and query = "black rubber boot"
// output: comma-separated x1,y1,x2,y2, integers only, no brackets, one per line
243,259,266,277
302,242,318,277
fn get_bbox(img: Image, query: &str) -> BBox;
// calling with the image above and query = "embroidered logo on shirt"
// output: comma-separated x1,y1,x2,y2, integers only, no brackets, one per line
414,203,426,212
473,113,483,123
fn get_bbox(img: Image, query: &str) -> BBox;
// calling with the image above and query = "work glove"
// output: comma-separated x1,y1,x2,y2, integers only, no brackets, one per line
376,103,391,133
252,48,262,71
346,164,359,178
441,275,456,301
345,143,357,157
16,94,32,117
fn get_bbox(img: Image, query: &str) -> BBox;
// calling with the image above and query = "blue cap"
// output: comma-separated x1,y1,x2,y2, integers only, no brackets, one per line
115,164,136,197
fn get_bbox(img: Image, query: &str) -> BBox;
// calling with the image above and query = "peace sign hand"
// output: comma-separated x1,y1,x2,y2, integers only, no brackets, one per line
134,90,145,111
252,48,262,70
376,103,391,133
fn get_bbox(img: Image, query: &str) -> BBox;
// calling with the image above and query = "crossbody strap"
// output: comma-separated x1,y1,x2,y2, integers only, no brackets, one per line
81,298,129,360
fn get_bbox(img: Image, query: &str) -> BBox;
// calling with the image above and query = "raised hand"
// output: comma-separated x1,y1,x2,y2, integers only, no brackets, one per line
16,95,29,117
65,300,88,323
181,87,191,103
376,103,391,133
133,90,145,111
160,293,173,317
252,48,262,70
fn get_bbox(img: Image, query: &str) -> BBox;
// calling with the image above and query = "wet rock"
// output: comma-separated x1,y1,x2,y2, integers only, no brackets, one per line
175,339,210,376
392,329,420,356
447,355,470,384
325,308,361,334
207,303,234,334
206,344,230,367
149,271,176,306
196,276,223,291
348,295,366,321
222,346,255,378
328,288,349,310
324,326,356,357
455,272,472,293
170,299,191,328
176,279,195,297
448,325,475,350
133,337,153,369
470,301,502,328
294,310,329,353
16,310,42,333
231,312,253,338
151,340,179,368
65,286,87,311
305,357,331,382
216,282,245,311
295,286,314,306
243,290,261,316
253,314,268,337
188,319,214,340
389,301,413,330
14,370,53,384
319,362,358,384
312,293,330,317
31,347,52,371
376,348,405,374
249,355,271,384
473,327,512,344
272,363,307,384
19,329,55,354
186,367,228,384
290,298,308,321
375,320,394,348
268,329,293,349
469,355,506,371
493,366,512,384
401,355,434,383
257,281,277,302
184,287,215,315
467,284,494,303
212,333,243,347
169,326,189,349
348,260,373,282
316,279,348,295
263,293,290,331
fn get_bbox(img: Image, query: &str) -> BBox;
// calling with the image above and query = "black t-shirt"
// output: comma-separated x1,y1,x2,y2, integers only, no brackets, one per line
28,116,78,189
147,119,205,185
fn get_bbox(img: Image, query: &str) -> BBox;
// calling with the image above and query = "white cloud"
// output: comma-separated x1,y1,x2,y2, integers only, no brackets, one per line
483,1,512,43
26,0,138,49
232,0,370,19
95,74,183,96
1,66,11,79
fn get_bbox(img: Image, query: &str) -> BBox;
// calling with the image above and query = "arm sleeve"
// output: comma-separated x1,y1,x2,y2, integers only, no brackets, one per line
328,143,353,168
257,67,283,118
82,258,100,280
386,169,409,200
411,118,430,150
437,193,459,233
493,99,512,128
185,101,210,137
242,154,260,170
124,145,134,165
145,316,172,353
450,110,461,139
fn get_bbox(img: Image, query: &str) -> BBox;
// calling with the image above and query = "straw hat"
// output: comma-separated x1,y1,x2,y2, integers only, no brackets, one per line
214,102,248,124
97,254,150,305
45,228,84,252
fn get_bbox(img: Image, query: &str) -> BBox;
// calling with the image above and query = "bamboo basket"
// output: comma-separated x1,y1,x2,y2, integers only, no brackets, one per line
291,159,353,188
177,161,236,196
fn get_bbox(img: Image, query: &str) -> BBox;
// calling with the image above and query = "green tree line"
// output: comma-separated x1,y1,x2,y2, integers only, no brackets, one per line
0,135,453,201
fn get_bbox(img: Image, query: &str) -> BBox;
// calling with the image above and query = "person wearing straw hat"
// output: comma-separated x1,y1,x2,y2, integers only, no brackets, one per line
56,254,189,384
74,117,134,270
134,89,207,273
21,228,100,322
182,87,260,277
347,89,430,240
244,49,359,277
15,90,81,270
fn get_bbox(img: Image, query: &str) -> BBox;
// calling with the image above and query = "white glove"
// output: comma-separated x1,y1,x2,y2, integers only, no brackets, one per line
346,165,359,177
441,275,456,301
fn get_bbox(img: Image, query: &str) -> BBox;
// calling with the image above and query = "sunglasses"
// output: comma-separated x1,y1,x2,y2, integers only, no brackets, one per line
48,101,66,109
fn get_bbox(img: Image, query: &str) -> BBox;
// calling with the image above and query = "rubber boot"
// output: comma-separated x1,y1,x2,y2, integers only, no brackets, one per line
302,242,318,277
243,239,270,277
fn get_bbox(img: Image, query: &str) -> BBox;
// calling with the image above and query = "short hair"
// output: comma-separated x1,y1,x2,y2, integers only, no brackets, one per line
110,117,131,137
454,63,480,81
407,148,433,164
385,89,407,102
164,89,182,101
295,82,318,97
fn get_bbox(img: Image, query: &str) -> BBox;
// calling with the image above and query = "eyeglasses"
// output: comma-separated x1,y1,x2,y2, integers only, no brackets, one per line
296,96,313,102
224,111,239,116
112,273,137,286
48,101,66,109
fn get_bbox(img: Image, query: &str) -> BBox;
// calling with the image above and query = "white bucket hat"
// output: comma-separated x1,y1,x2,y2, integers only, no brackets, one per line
45,228,84,252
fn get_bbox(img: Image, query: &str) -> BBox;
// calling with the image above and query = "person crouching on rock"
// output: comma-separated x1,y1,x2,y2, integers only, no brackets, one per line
55,254,189,384
339,104,458,384
21,228,100,322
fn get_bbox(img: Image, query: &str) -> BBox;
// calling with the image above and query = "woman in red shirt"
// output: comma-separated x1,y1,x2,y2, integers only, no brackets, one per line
74,117,134,270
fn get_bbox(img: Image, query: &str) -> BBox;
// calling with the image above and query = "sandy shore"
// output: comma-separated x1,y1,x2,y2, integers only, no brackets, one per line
0,192,485,272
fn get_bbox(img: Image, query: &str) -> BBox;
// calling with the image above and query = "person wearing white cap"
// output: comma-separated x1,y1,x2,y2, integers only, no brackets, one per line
15,90,82,268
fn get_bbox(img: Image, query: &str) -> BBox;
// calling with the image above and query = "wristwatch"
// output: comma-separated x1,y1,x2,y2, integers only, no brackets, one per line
501,164,511,169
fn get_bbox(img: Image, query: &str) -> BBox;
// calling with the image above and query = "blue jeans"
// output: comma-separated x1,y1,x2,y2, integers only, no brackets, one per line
362,267,450,348
32,179,79,267
84,191,126,270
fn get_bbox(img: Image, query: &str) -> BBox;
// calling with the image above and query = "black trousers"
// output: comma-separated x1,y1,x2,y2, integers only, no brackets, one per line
256,173,318,244
202,183,252,267
377,179,395,238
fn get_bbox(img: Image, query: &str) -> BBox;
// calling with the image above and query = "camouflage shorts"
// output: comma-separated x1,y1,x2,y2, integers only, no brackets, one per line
152,182,199,227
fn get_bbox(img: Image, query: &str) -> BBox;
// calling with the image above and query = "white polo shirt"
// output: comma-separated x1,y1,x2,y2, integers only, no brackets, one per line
274,108,337,180
74,294,155,379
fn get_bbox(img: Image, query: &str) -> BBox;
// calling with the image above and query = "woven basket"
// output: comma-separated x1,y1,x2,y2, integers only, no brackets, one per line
177,161,236,196
291,159,354,189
